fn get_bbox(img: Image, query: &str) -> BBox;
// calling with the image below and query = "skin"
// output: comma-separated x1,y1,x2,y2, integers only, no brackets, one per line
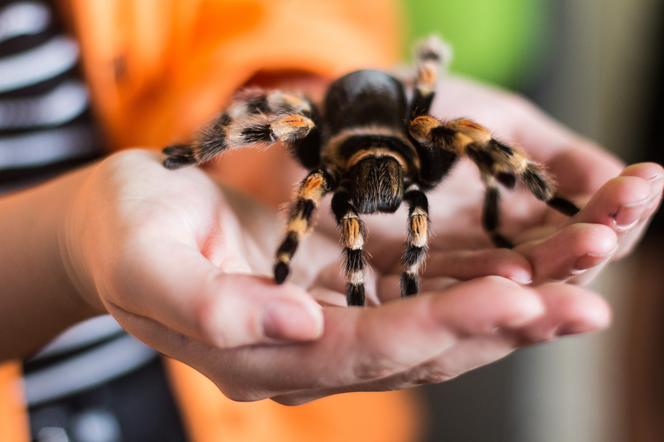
0,76,661,406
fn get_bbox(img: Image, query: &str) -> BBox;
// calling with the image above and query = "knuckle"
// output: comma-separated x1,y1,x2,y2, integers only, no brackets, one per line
194,290,233,347
475,275,513,287
214,378,270,403
93,150,156,190
350,320,409,382
406,364,456,385
194,294,220,343
352,357,398,381
100,149,157,172
195,275,260,348
219,386,267,403
271,395,312,406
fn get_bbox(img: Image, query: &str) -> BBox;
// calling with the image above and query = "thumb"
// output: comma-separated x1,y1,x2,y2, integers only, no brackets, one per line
108,241,324,349
197,274,325,348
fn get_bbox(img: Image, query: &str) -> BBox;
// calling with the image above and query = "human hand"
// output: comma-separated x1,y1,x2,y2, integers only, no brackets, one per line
62,149,332,349
356,76,662,296
58,150,609,405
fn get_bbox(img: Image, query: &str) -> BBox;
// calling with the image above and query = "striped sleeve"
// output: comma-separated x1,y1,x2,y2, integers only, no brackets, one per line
0,0,103,188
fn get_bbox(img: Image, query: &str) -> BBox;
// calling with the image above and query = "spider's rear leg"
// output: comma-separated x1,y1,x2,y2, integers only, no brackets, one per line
480,173,514,248
401,187,430,297
408,115,580,248
470,142,580,248
274,169,334,284
331,187,367,306
408,35,452,120
163,89,321,169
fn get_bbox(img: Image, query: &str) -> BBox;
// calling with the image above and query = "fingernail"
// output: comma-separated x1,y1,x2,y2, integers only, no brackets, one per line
262,300,323,341
610,198,650,230
648,172,664,184
510,271,532,285
648,173,664,198
572,250,614,273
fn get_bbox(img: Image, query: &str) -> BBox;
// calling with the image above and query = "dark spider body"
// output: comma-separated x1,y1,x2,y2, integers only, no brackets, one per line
325,70,410,214
162,36,580,306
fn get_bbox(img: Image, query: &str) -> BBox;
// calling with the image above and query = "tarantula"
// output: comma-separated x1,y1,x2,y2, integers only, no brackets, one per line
162,36,580,306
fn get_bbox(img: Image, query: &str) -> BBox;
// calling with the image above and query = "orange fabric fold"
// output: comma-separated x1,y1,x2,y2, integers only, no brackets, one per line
166,359,424,442
64,0,402,150
0,362,29,442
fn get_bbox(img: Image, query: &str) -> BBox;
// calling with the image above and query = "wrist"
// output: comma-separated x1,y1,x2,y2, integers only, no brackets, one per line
58,162,109,316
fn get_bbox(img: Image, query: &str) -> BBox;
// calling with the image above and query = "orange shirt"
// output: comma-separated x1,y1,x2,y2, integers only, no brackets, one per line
0,1,424,441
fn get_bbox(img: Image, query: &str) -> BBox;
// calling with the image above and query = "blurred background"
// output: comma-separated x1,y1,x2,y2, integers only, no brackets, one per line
3,0,662,441
405,1,664,441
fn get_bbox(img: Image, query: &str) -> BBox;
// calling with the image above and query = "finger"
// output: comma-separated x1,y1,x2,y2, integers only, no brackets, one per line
377,274,460,303
220,277,544,398
106,240,324,348
516,223,617,284
273,334,517,405
422,249,532,283
378,249,532,303
610,163,664,258
520,282,611,341
417,282,610,378
275,282,609,405
569,175,654,238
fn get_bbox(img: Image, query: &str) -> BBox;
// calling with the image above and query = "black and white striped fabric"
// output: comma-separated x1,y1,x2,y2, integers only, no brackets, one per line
0,0,103,188
0,2,185,438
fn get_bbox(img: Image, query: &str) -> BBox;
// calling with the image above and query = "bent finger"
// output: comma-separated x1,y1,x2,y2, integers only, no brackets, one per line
516,223,617,284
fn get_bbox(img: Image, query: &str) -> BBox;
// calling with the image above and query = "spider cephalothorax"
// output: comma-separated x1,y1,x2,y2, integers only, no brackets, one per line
163,36,580,306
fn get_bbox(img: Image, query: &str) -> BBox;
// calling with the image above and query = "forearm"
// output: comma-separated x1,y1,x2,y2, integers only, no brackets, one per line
0,165,100,361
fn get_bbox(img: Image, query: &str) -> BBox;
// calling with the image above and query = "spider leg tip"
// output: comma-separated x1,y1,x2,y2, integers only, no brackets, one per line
273,261,290,284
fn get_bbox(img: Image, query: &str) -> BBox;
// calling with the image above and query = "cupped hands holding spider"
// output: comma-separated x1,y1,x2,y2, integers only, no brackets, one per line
64,148,603,406
164,36,662,308
57,69,661,405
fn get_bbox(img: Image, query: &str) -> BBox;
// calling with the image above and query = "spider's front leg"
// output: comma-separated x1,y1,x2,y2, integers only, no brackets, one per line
273,169,334,284
331,186,367,306
401,186,430,297
163,89,321,169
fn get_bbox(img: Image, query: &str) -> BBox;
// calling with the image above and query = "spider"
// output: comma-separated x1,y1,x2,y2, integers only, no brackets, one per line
162,36,580,307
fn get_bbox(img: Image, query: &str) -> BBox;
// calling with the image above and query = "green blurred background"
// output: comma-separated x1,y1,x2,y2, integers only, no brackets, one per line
405,0,549,88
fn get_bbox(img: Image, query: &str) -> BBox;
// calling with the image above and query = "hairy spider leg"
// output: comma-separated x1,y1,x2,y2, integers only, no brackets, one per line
468,141,580,216
162,89,321,169
331,186,368,306
408,35,451,121
401,186,430,297
408,115,580,247
467,140,580,247
273,169,334,284
408,123,459,191
519,161,581,216
479,173,514,248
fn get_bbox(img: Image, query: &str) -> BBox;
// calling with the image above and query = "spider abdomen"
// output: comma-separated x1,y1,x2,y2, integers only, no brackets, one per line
324,70,407,133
